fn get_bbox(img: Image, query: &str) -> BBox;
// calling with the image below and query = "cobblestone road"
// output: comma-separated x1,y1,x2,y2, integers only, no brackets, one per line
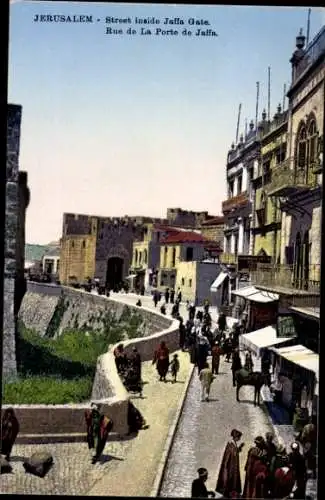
159,356,274,497
1,352,191,496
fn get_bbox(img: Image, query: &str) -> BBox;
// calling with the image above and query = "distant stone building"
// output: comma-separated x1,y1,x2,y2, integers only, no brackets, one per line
4,104,30,377
59,208,218,288
200,216,224,246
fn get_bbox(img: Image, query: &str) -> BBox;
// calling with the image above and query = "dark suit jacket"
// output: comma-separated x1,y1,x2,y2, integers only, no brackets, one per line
191,478,209,498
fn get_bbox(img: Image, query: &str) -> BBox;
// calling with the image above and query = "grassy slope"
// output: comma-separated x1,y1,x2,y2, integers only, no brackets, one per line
4,310,143,404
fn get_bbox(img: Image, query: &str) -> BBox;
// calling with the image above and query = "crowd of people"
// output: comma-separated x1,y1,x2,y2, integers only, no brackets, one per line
192,428,312,499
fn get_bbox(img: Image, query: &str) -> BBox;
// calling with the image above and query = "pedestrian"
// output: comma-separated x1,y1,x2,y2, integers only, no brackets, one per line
224,336,233,362
243,436,268,499
273,451,295,499
128,346,142,385
170,288,175,303
197,310,203,322
160,302,166,315
192,468,215,498
244,351,254,372
1,408,20,461
153,291,158,308
177,287,182,303
199,361,214,402
217,312,227,334
189,302,196,321
84,403,113,464
170,353,180,383
288,442,307,499
165,287,170,304
196,332,210,374
211,341,222,375
113,343,128,376
269,443,290,497
216,429,244,498
152,341,170,382
264,432,277,464
231,348,242,387
179,318,186,350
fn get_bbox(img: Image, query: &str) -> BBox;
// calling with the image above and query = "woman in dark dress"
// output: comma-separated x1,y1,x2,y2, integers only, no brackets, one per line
152,341,170,381
1,408,20,460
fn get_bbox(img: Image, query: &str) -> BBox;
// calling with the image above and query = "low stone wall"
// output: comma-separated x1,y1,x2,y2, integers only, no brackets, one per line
5,288,179,438
1,398,129,437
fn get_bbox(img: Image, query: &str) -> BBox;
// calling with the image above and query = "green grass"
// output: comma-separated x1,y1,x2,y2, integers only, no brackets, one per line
3,375,94,405
4,311,144,405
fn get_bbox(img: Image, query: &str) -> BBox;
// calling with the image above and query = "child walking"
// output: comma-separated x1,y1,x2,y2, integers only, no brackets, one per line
170,353,180,383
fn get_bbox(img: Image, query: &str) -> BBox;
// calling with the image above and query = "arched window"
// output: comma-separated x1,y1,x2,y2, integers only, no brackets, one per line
144,249,148,264
296,125,307,171
307,120,318,169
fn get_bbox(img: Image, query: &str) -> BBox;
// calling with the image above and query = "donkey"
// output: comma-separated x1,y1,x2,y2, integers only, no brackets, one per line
235,370,270,406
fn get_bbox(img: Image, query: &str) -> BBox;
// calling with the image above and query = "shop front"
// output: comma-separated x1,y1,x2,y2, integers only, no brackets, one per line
231,286,279,332
270,344,318,427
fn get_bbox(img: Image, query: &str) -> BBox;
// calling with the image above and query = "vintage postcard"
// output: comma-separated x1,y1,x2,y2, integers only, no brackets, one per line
2,1,322,498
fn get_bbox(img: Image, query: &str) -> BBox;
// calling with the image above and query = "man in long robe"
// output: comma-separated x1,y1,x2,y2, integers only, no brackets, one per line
211,342,222,375
231,348,242,387
1,408,20,461
152,341,170,381
243,436,268,499
216,429,244,498
85,403,113,464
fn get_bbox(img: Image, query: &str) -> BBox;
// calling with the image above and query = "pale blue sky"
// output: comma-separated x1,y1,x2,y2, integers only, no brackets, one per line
8,2,325,244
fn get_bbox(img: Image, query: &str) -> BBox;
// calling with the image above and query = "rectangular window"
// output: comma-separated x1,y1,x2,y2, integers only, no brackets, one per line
181,277,185,286
229,180,234,197
186,247,194,261
189,278,192,287
237,175,242,194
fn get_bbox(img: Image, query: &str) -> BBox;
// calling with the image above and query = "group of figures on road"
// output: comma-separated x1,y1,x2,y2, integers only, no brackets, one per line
193,428,314,499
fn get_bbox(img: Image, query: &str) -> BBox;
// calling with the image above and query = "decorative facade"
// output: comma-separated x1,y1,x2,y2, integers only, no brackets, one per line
222,122,259,264
252,26,324,318
252,107,288,262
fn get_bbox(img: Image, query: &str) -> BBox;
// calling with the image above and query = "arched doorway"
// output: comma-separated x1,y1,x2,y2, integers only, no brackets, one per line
106,257,124,291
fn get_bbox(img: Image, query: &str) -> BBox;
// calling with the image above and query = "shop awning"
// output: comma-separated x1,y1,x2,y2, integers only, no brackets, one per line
210,272,228,292
239,325,295,356
271,344,319,396
232,286,279,303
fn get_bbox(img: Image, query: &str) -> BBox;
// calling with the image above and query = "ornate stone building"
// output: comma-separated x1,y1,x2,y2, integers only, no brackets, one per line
4,104,30,377
59,208,218,288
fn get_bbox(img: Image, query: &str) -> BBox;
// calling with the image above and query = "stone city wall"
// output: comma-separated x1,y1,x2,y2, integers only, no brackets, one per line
4,286,179,437
19,282,171,338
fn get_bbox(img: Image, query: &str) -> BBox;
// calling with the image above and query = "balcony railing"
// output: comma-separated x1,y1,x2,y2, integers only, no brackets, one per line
222,191,249,213
261,111,288,138
266,158,318,197
251,263,320,295
294,26,325,84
